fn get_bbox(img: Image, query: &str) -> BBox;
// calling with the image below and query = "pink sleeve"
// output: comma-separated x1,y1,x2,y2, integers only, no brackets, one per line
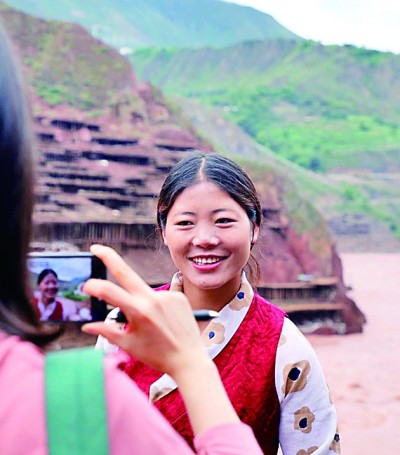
194,423,264,455
104,355,263,455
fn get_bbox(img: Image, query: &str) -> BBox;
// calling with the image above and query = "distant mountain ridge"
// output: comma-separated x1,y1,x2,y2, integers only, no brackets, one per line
130,39,400,172
2,0,301,50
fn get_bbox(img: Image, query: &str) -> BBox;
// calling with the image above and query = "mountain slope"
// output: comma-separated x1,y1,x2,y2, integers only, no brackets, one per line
0,2,136,110
173,97,400,250
3,0,300,50
131,39,400,172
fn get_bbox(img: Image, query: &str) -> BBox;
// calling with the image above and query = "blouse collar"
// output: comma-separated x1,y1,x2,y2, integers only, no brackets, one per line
149,271,254,403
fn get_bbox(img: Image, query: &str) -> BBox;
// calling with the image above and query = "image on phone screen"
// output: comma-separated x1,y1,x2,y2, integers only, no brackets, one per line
27,252,108,322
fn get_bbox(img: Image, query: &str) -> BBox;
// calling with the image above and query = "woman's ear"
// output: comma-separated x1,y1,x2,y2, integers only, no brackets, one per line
162,230,168,247
251,225,260,245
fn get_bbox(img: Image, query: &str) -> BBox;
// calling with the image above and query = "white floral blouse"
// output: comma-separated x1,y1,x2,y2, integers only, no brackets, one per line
96,272,340,454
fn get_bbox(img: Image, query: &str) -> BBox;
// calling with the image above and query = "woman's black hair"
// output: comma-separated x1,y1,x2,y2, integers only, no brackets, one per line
37,269,58,286
157,152,262,283
0,24,60,346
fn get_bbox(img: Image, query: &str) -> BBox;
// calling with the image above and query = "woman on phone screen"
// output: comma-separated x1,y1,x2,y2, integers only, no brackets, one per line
32,269,64,321
98,153,341,455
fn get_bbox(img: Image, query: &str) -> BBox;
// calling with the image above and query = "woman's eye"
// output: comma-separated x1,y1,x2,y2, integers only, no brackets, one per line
176,220,193,226
216,218,234,225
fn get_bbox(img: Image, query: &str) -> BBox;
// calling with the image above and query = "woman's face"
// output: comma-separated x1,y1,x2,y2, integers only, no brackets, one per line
163,181,259,294
39,273,59,302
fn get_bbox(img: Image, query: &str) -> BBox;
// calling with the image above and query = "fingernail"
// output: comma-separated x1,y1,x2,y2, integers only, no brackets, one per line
90,244,103,255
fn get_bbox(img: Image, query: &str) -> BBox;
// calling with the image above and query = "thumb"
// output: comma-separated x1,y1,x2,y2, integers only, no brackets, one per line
82,322,125,346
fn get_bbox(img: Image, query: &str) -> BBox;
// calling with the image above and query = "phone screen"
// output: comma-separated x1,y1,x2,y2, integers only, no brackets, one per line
27,252,109,323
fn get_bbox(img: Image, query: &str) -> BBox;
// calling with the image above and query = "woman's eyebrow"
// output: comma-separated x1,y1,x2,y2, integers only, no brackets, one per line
213,208,233,214
176,208,234,216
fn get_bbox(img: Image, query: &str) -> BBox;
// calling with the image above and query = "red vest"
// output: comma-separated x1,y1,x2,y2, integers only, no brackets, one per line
124,289,286,454
32,298,63,321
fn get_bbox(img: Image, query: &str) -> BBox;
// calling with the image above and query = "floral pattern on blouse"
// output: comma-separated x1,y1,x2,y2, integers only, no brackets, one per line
276,319,341,454
294,406,316,433
282,360,311,395
201,321,225,347
297,447,318,455
329,432,341,453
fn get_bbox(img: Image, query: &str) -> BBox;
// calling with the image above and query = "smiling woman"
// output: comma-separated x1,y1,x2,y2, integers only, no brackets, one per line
32,269,63,321
97,153,341,455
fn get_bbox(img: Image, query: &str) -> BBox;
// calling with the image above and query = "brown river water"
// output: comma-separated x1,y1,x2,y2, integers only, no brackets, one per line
306,253,400,454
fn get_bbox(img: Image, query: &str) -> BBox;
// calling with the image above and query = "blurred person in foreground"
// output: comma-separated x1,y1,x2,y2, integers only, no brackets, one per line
0,23,264,455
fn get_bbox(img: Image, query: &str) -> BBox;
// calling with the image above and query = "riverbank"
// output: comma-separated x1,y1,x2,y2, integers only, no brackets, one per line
307,253,400,454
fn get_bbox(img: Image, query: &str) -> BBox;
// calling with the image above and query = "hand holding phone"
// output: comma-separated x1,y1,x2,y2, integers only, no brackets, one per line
81,245,213,377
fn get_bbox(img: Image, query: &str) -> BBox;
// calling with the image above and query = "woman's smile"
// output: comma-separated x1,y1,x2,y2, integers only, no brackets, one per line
190,255,227,270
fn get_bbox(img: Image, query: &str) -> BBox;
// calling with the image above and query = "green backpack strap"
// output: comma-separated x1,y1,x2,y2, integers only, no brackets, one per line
45,348,109,455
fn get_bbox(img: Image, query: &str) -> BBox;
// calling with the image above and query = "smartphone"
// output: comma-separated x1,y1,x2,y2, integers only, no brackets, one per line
27,252,109,323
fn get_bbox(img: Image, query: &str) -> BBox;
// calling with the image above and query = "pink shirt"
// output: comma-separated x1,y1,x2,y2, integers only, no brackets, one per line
0,332,262,455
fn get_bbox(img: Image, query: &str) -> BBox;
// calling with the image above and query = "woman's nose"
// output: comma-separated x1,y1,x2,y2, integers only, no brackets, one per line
192,227,220,247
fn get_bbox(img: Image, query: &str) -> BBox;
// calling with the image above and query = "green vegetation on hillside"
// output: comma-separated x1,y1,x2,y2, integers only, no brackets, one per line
172,96,400,243
130,40,400,175
0,3,137,110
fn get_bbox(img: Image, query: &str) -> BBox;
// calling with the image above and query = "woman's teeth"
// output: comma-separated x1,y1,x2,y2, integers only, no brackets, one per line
192,257,220,265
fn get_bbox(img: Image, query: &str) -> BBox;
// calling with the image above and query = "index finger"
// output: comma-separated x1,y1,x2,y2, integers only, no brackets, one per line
90,244,153,297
